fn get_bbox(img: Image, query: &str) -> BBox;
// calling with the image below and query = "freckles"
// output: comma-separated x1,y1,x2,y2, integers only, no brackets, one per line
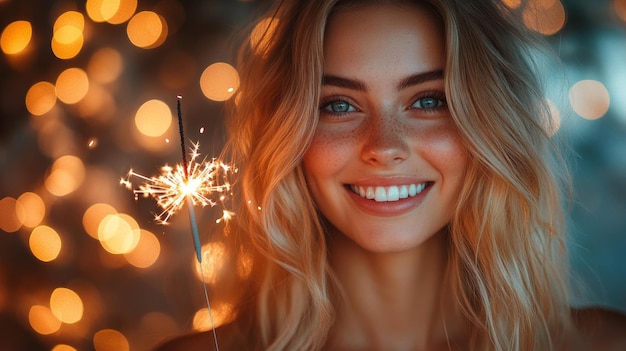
306,129,358,170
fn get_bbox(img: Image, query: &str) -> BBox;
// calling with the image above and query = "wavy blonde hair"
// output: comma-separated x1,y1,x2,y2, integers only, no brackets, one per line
223,0,573,349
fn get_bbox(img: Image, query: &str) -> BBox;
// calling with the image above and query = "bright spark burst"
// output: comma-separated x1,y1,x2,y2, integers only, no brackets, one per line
121,142,235,224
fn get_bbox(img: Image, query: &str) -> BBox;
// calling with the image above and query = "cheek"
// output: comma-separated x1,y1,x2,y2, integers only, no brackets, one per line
303,129,356,176
416,124,468,175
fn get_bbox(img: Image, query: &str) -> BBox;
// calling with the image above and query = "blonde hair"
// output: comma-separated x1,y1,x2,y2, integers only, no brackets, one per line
223,0,573,349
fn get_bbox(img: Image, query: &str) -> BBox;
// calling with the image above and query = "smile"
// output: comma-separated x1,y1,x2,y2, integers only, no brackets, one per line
349,182,432,202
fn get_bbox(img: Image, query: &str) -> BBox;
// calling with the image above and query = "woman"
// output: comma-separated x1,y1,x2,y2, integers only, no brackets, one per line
157,0,626,349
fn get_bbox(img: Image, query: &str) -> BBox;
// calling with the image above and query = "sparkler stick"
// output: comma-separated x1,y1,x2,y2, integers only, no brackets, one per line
121,96,236,351
176,95,220,351
177,96,204,263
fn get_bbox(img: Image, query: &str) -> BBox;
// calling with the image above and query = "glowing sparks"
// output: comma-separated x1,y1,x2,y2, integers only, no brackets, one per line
120,141,235,225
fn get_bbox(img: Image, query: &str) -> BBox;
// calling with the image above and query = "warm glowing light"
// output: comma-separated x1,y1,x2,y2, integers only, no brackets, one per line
522,0,566,35
93,329,130,351
615,0,626,22
37,119,74,159
51,12,85,60
194,242,226,285
107,0,138,24
124,229,161,268
97,213,141,255
16,192,45,228
1,20,32,54
121,142,235,224
88,48,124,84
50,287,84,324
51,33,84,59
45,155,86,197
53,11,84,41
78,84,116,122
134,99,172,137
237,251,254,279
54,11,84,32
200,62,240,101
249,17,279,57
569,80,611,120
52,345,77,351
501,0,522,8
192,304,235,331
56,68,90,104
86,0,116,22
0,197,22,233
83,203,118,239
25,81,57,116
29,225,62,262
126,11,168,49
88,138,99,149
29,305,61,335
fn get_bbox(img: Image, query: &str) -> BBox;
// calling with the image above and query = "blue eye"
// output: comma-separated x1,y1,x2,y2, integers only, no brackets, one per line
321,100,357,113
411,97,446,109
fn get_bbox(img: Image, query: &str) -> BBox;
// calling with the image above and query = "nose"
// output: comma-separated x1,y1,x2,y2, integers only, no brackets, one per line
360,111,409,166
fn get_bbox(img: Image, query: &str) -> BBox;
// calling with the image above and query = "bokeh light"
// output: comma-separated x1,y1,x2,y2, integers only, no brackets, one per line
237,251,254,279
83,203,118,239
200,62,240,102
45,155,86,197
97,213,141,255
522,0,567,35
134,99,172,137
569,80,611,120
56,68,90,104
25,81,57,116
124,229,161,268
126,11,168,49
52,345,78,351
29,305,62,335
88,48,124,84
50,287,84,324
86,0,119,23
106,0,138,24
501,0,522,9
29,225,62,262
0,197,23,233
93,329,130,351
77,84,117,121
1,20,32,55
194,242,226,285
15,192,46,228
192,303,235,331
53,11,84,40
52,11,85,60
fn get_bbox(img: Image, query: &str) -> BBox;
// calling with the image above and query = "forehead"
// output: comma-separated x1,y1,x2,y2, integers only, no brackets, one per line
323,3,445,76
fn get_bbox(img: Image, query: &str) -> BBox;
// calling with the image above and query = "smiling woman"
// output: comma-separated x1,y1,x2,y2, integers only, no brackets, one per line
156,0,626,350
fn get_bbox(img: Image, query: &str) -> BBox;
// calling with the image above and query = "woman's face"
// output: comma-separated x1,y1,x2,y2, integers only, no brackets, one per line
303,3,468,253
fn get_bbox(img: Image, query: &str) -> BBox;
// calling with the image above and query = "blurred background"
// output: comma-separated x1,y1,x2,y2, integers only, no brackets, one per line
0,0,624,350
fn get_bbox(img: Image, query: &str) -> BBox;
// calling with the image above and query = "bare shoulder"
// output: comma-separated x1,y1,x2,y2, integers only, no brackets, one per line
153,321,254,351
570,307,626,350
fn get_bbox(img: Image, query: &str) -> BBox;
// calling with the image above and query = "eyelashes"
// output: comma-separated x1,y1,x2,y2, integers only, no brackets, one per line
318,91,447,118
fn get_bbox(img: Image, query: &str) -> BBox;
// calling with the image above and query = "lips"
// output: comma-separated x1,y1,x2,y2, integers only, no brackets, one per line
349,182,432,202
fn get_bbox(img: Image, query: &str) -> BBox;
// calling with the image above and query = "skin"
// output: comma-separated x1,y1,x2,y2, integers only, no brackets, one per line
303,3,470,350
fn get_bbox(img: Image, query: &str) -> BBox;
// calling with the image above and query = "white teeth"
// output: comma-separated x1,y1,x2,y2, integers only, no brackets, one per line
350,183,429,202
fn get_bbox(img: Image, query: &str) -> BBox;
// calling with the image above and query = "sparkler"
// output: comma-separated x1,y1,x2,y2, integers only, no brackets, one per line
121,96,235,350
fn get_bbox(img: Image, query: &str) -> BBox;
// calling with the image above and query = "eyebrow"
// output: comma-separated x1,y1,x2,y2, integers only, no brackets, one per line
321,69,444,91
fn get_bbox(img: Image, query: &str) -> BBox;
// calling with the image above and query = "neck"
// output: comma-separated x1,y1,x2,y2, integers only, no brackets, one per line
326,229,469,350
